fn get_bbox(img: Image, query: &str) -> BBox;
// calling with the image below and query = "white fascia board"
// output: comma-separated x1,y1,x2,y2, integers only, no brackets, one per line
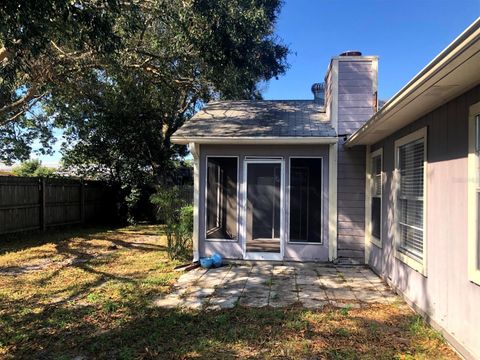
171,136,338,145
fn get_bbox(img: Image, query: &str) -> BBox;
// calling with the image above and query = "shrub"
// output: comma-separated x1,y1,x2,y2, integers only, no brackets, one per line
150,187,193,260
124,186,142,225
173,205,193,260
12,159,57,177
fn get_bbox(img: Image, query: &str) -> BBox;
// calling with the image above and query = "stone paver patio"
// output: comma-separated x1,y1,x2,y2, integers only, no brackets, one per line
154,263,400,310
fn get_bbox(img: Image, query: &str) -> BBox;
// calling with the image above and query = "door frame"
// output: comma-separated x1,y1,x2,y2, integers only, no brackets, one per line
242,157,285,261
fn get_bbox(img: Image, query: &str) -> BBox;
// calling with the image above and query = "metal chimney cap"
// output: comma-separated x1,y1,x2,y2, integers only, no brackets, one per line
339,50,362,57
311,82,324,94
311,83,325,104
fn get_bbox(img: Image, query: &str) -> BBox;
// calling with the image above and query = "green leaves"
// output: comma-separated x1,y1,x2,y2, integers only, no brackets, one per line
12,159,57,177
1,0,289,219
150,187,193,260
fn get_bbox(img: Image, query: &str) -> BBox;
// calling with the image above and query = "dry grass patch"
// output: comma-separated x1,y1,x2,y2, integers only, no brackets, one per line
0,225,458,359
0,225,182,358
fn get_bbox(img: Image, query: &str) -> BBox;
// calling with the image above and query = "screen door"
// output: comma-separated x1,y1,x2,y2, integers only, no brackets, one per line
244,160,283,260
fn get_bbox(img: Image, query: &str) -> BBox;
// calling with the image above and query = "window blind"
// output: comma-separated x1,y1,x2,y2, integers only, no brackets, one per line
476,115,480,270
398,138,424,260
371,155,382,240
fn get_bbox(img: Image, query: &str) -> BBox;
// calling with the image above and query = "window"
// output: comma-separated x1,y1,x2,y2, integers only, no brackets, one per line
368,149,382,247
394,128,427,274
289,158,322,243
205,157,238,240
468,103,480,285
475,115,480,272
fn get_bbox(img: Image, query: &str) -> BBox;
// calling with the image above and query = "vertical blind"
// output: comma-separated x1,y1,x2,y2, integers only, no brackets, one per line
397,138,425,260
476,115,480,269
371,155,382,240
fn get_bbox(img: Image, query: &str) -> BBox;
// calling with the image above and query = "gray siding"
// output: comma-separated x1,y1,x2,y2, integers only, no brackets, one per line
337,143,366,261
368,85,480,359
198,144,330,261
336,58,376,262
324,64,333,119
338,60,376,135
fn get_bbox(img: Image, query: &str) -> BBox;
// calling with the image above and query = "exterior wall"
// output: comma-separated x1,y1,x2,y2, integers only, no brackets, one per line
336,57,377,262
337,59,377,135
198,144,330,261
367,85,480,359
324,63,334,121
337,142,366,260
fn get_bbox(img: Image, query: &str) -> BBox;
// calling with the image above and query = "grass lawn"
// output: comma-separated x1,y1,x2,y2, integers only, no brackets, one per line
0,225,458,359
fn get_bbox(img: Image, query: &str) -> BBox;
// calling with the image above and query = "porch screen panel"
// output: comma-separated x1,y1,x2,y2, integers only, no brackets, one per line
206,157,238,240
371,155,382,240
397,139,424,260
289,158,322,243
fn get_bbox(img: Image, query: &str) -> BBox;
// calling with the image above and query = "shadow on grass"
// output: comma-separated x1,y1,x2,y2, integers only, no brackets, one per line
83,234,167,252
0,224,177,354
0,225,455,359
0,225,119,255
0,224,168,258
2,302,456,360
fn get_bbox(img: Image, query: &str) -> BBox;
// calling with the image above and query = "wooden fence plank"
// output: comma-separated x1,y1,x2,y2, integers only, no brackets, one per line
0,176,115,235
41,178,46,231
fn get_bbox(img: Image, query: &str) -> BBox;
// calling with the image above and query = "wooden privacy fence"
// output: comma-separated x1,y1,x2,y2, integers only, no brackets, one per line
178,185,194,205
0,176,116,235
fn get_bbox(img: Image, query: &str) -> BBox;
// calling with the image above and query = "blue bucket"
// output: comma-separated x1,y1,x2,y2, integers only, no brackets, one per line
200,257,213,269
211,253,223,268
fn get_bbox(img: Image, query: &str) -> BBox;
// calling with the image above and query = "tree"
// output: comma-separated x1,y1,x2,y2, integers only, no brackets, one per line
0,0,122,124
35,0,289,222
55,72,189,186
1,0,288,167
12,159,56,177
49,0,289,185
1,0,289,223
0,0,127,164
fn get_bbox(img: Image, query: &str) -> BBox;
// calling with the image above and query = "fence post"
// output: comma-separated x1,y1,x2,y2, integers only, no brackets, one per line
40,178,46,231
80,180,85,223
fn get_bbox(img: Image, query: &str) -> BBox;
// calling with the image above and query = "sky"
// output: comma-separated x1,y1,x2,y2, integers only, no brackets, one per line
263,0,480,101
34,1,480,165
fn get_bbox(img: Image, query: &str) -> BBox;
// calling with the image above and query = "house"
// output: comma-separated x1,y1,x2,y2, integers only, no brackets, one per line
172,18,480,359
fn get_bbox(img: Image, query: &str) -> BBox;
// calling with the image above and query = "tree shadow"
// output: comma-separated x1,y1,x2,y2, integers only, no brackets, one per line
2,303,456,359
83,235,167,252
0,225,120,256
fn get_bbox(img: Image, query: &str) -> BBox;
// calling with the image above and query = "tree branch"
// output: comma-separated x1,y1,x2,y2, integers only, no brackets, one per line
0,86,47,126
0,46,9,63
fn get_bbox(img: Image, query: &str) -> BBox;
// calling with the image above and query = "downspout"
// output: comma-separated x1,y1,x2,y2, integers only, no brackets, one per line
190,142,200,262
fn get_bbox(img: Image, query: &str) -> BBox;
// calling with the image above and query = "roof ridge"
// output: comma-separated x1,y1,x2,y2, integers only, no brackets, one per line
209,99,315,103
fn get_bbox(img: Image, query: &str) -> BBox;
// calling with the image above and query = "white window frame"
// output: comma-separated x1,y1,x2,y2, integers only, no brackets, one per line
366,148,383,248
468,101,480,286
393,127,427,276
204,155,239,242
287,156,324,245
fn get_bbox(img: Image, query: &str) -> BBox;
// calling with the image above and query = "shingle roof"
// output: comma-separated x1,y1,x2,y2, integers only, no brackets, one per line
171,100,336,142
